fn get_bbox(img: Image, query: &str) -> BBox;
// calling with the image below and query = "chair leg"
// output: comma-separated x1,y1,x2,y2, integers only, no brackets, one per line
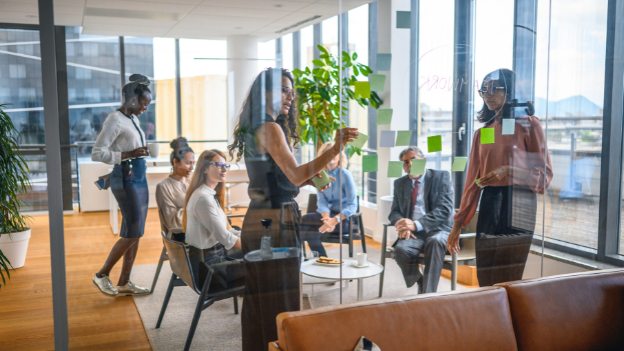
155,273,176,328
150,246,167,294
359,217,367,253
379,226,388,298
233,296,239,314
184,294,212,351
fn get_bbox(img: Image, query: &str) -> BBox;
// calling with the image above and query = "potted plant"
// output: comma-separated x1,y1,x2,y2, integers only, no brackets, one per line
293,45,383,157
0,104,32,288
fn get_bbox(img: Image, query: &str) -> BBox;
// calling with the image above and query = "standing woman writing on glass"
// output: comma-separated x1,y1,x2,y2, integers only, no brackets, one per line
228,68,358,351
91,74,153,296
447,69,553,286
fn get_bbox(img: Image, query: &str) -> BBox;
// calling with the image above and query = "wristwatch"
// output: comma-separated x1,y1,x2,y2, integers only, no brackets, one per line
334,216,341,224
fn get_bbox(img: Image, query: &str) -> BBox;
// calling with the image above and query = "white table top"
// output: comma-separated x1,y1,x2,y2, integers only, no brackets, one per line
300,258,383,280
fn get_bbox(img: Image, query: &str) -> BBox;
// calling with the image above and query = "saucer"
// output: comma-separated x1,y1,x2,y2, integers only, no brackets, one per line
351,262,370,268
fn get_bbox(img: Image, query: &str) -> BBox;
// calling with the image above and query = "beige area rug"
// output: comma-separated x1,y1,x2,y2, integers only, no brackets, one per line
131,245,468,351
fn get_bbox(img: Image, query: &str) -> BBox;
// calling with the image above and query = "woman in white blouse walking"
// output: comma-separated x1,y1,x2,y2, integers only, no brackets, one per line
183,149,243,286
91,74,152,297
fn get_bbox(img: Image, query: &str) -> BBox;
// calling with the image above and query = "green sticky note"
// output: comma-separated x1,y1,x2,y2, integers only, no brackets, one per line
396,11,411,29
481,128,495,144
312,170,331,191
395,130,412,146
410,159,426,176
427,135,442,153
377,53,392,71
451,157,468,172
388,161,403,178
376,109,393,125
362,154,378,172
347,132,369,149
354,81,371,99
502,118,515,135
369,74,386,91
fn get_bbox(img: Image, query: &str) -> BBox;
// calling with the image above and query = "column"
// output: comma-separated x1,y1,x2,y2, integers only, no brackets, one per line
227,35,259,144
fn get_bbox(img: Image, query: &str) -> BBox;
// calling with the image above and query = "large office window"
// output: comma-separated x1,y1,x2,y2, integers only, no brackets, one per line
282,33,294,71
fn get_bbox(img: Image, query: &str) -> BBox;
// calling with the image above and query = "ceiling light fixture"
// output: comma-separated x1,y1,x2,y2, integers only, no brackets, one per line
275,15,322,34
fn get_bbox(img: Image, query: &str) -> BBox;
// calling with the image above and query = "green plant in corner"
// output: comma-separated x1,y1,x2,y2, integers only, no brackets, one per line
293,45,383,157
0,104,31,289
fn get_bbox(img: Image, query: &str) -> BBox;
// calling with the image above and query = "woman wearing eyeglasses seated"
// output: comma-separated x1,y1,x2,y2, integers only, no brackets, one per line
300,141,357,258
447,68,553,287
183,149,243,287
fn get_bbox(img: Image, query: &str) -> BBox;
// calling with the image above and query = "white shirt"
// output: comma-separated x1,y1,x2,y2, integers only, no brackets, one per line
411,175,426,232
185,184,241,250
91,110,146,165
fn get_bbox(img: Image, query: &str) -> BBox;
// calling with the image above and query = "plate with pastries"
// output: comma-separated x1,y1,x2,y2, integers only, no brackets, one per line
314,256,345,266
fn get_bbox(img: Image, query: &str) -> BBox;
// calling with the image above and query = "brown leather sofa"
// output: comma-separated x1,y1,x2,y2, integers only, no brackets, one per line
269,268,624,351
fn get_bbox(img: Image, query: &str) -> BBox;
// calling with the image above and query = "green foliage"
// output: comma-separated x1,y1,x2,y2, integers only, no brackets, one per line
293,46,383,158
0,104,31,289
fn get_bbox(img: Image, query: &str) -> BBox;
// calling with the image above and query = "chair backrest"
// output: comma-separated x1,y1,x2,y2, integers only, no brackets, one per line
307,193,318,214
161,231,200,294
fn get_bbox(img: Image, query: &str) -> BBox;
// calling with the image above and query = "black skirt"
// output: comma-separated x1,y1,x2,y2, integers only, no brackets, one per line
110,158,149,239
475,185,536,286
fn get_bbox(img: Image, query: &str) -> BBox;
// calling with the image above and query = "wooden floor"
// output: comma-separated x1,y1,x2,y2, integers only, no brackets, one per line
0,209,375,350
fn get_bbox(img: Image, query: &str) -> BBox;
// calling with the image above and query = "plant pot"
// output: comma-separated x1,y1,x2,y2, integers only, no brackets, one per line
0,228,31,269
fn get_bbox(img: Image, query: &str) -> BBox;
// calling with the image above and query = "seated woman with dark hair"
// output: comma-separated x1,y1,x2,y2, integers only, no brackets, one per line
155,137,194,238
183,149,243,286
300,141,357,258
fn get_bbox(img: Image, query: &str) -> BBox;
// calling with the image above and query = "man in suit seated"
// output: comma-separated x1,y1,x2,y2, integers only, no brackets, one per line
389,146,455,293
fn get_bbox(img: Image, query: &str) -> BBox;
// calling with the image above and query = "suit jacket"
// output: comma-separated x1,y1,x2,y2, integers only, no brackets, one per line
388,169,454,238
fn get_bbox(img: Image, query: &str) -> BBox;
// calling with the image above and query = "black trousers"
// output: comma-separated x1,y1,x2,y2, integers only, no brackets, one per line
476,185,536,287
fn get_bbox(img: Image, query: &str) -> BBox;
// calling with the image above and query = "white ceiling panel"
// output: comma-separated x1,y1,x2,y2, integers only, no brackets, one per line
55,14,84,26
198,0,311,12
84,0,196,13
54,5,85,15
0,3,37,12
298,3,343,15
55,0,87,5
0,0,37,4
190,6,291,19
0,12,39,23
83,15,180,27
132,0,204,4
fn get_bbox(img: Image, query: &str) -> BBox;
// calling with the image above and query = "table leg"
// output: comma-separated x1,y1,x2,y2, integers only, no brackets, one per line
357,278,364,301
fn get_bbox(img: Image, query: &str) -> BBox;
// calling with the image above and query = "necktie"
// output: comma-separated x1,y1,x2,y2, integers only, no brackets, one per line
410,181,419,216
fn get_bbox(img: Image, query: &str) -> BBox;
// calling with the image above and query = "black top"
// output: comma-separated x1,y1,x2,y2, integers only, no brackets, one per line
244,117,299,208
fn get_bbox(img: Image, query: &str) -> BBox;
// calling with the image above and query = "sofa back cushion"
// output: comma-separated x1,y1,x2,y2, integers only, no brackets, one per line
498,269,624,351
275,287,518,351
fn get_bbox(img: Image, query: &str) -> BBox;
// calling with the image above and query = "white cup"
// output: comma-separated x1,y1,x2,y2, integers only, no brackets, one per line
356,252,367,266
147,143,159,158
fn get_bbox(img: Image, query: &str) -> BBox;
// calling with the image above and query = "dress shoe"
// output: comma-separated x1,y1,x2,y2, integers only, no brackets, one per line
117,281,150,296
417,276,424,294
93,274,118,297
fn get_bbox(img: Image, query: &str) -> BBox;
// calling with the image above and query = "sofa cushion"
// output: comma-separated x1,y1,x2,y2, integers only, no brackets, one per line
275,287,518,351
498,268,624,351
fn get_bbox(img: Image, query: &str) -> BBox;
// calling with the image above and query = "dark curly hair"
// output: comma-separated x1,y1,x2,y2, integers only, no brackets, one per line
170,136,194,166
228,68,300,162
122,73,151,103
477,68,515,126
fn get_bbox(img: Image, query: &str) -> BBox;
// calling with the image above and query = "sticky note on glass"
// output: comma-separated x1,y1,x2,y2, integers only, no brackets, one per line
410,159,426,176
369,74,386,91
502,118,515,135
347,132,369,149
396,11,411,28
451,157,468,172
395,131,412,146
362,154,378,172
481,128,495,144
388,161,403,178
380,130,396,147
376,109,393,125
427,135,442,153
312,170,331,191
354,81,371,99
377,53,392,71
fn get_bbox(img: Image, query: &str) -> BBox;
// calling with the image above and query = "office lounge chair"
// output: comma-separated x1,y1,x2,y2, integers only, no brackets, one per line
155,232,245,351
305,194,368,258
378,211,478,297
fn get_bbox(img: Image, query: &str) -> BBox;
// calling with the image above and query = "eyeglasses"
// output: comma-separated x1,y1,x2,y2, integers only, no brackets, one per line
282,87,297,99
208,162,231,170
478,85,506,98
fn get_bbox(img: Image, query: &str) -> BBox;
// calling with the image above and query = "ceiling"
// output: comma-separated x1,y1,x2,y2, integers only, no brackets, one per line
0,0,373,41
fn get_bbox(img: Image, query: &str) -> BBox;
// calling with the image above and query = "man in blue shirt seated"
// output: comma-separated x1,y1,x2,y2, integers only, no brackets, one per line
300,142,358,258
389,146,455,293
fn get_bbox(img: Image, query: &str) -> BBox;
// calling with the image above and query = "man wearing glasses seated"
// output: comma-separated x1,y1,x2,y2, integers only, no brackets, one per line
389,146,455,294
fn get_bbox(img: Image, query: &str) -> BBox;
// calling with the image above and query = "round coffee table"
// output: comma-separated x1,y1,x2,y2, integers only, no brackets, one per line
300,258,384,302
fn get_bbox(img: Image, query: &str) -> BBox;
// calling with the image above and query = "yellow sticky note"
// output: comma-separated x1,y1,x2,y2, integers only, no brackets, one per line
354,81,371,99
481,128,495,144
427,135,442,153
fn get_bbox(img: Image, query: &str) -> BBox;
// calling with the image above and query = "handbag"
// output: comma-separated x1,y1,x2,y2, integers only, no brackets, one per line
94,173,111,190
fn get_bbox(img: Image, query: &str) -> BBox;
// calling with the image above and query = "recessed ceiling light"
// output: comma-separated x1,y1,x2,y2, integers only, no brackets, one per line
274,4,284,8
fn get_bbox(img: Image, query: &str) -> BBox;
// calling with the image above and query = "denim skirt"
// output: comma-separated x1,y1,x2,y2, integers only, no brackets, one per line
111,158,149,239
